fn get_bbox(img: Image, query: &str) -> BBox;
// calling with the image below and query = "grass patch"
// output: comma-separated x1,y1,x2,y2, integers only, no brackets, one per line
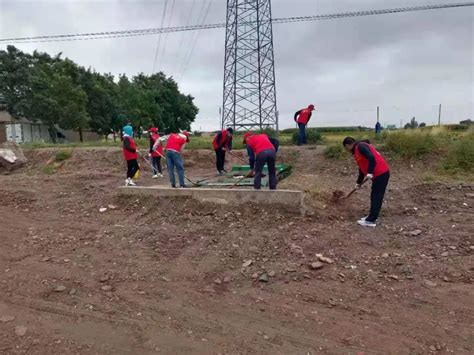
55,150,73,162
324,144,345,159
42,165,55,175
291,128,323,145
441,133,474,174
383,130,441,159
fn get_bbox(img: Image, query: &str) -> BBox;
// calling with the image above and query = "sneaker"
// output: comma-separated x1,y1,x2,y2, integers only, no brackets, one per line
222,169,228,173
357,219,376,228
152,174,158,179
217,170,224,176
125,178,136,186
158,173,164,178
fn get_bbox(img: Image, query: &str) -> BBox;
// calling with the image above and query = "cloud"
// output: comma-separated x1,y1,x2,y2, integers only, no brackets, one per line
1,0,472,130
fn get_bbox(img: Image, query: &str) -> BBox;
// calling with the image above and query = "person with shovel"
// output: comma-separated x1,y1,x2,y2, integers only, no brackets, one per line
122,125,140,186
343,137,390,228
243,132,278,190
149,127,163,178
212,127,234,175
164,131,190,188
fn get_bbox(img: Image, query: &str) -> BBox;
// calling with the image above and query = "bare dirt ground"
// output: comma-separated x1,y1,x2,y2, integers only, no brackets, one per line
0,146,473,354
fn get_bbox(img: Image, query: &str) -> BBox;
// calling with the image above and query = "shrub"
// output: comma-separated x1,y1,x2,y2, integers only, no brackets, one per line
324,144,345,159
291,128,323,145
383,131,439,159
441,133,474,173
42,165,55,175
55,150,73,162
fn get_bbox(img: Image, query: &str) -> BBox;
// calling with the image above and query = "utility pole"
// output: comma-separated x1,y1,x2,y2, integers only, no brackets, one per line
377,106,380,123
438,104,442,126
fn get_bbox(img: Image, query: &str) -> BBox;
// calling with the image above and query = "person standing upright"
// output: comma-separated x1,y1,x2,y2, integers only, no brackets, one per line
122,125,139,186
212,127,234,175
294,104,315,146
149,127,163,178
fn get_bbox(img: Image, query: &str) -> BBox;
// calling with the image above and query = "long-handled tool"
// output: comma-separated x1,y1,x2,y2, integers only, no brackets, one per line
230,171,252,189
332,178,369,202
227,150,248,164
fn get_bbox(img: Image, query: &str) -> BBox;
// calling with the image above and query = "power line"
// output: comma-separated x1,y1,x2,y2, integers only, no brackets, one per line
2,2,472,43
157,0,176,71
175,0,198,74
152,0,169,74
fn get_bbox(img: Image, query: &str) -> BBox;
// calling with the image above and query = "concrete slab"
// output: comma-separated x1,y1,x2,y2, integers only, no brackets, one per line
118,185,303,212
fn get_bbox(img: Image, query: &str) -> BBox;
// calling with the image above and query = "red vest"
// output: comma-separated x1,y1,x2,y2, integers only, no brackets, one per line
297,108,312,124
354,143,389,177
150,133,163,157
212,130,231,150
123,136,138,161
166,133,187,153
247,134,275,155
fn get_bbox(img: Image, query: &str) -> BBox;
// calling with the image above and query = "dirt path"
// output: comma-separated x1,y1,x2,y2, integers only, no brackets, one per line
0,147,473,354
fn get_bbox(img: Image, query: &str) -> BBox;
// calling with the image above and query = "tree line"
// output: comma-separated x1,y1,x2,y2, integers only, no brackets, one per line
0,45,199,142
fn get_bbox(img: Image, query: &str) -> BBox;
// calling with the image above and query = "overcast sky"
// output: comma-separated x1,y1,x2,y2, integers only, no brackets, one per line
0,0,472,131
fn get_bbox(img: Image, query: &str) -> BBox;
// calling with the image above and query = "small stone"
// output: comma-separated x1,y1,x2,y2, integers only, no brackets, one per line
388,275,399,281
465,193,474,198
40,256,51,262
251,273,259,279
470,246,474,251
54,285,66,292
409,230,422,236
429,345,436,351
309,262,324,270
448,246,456,250
441,252,449,257
263,335,270,340
107,204,118,210
242,260,253,268
268,271,276,277
99,275,110,282
223,276,231,283
0,315,15,323
99,207,107,213
101,285,113,292
423,280,438,288
69,288,77,295
259,273,269,283
214,278,222,285
15,326,27,337
381,253,389,258
443,277,451,282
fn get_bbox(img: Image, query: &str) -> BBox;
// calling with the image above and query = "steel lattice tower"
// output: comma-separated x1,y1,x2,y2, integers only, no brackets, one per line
222,0,278,132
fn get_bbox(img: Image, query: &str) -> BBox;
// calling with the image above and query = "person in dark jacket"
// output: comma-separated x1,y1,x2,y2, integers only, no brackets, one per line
294,104,315,145
343,137,390,227
122,125,139,186
212,127,233,175
244,132,279,190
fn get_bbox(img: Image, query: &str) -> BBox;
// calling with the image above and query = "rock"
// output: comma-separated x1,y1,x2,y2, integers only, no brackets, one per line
423,280,438,288
465,193,474,199
15,325,27,337
0,315,15,323
107,204,118,210
317,255,334,264
69,288,77,295
99,275,110,282
259,273,269,283
263,335,270,340
40,256,51,262
441,252,449,257
388,275,399,281
54,285,67,292
448,246,456,250
242,260,253,268
381,253,389,258
409,230,422,236
429,345,436,351
99,207,107,213
214,278,222,285
252,273,259,279
101,285,113,292
290,244,305,256
309,262,324,270
268,271,276,277
223,276,231,283
443,277,451,282
470,246,474,251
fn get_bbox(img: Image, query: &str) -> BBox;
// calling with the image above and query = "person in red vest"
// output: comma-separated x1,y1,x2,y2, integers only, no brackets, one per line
165,131,190,188
243,132,278,190
122,125,139,186
343,137,390,227
294,104,315,145
212,127,234,175
148,127,164,178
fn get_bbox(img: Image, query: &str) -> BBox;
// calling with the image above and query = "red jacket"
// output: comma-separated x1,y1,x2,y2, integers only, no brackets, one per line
166,133,187,153
212,130,232,151
296,108,312,125
123,136,138,161
246,134,275,156
150,133,163,157
354,143,389,177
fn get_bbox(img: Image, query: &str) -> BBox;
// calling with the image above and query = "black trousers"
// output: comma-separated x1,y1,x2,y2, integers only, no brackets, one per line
367,171,390,222
215,149,226,172
126,159,139,179
254,149,277,190
151,156,162,175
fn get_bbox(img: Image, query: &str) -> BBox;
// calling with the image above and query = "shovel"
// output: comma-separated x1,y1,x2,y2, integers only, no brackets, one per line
332,178,368,202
